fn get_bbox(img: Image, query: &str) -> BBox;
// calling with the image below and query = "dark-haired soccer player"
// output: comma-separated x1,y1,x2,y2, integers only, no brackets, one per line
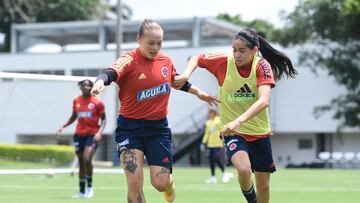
174,28,297,203
57,79,106,199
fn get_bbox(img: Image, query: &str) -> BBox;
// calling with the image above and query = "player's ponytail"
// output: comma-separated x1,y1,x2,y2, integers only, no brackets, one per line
235,29,297,80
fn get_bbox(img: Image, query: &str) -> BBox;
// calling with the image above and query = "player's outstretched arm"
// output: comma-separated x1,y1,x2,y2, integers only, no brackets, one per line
56,110,76,138
91,80,105,96
188,85,220,106
91,69,117,96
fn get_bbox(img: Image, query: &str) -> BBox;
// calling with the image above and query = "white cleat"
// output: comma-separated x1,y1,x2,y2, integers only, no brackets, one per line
222,172,234,183
72,192,86,199
85,187,94,198
205,176,217,184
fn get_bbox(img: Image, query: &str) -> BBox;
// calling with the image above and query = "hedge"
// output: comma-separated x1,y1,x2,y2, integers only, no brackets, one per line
0,144,74,165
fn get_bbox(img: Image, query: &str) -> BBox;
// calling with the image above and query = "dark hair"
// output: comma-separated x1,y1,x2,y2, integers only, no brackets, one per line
235,28,297,80
138,19,163,37
78,79,93,87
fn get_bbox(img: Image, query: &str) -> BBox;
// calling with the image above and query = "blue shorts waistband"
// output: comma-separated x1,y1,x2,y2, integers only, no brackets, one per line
117,115,168,129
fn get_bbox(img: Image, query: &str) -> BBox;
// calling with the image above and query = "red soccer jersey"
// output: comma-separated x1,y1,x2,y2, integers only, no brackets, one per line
73,96,105,136
108,48,177,120
197,53,275,87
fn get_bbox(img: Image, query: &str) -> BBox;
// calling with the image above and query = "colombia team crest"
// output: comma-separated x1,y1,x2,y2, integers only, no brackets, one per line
88,103,95,110
161,66,169,78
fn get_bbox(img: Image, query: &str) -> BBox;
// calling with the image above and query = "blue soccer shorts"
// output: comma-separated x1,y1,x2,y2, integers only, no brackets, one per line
73,134,98,153
115,115,173,171
224,135,276,173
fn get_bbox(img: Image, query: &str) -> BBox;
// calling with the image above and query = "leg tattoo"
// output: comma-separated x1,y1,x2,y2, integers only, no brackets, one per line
127,190,144,203
121,149,138,174
156,167,170,178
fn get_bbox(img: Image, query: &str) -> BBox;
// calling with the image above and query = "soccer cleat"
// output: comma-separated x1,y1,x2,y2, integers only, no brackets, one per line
222,172,233,183
163,181,176,202
72,192,86,199
205,176,217,184
85,187,94,198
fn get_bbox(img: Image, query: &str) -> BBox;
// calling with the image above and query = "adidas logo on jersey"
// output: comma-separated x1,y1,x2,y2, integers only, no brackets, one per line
138,73,147,80
226,83,256,103
234,83,255,97
237,84,251,93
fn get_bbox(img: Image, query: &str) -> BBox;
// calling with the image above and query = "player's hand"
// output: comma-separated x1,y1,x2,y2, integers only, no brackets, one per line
173,74,189,89
94,132,102,142
220,120,241,137
200,143,206,152
56,126,63,138
91,80,105,96
197,90,220,106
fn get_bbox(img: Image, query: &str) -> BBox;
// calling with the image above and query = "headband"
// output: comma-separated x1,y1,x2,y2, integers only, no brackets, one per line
236,31,260,47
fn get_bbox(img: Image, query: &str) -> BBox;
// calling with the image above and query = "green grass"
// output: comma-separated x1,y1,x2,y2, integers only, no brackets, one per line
0,159,56,169
0,165,359,203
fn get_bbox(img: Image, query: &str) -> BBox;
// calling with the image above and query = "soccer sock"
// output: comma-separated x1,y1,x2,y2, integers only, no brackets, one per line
86,175,93,188
79,177,86,193
242,185,257,203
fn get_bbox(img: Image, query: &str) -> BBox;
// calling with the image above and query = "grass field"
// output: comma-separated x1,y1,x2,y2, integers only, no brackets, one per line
0,163,360,203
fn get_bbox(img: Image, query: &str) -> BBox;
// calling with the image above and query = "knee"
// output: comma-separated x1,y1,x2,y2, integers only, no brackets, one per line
151,180,167,192
128,180,143,193
83,156,92,164
256,182,270,193
235,165,252,178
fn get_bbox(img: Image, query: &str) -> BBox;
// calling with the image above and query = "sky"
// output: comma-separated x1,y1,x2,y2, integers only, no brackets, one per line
119,0,300,27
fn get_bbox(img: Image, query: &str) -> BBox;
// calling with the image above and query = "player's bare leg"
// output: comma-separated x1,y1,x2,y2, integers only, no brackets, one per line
83,146,96,198
231,151,257,203
150,165,175,202
255,172,270,203
121,149,146,203
72,153,87,199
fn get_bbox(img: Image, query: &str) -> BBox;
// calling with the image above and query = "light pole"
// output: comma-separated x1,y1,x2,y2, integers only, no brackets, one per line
113,0,123,166
116,0,123,59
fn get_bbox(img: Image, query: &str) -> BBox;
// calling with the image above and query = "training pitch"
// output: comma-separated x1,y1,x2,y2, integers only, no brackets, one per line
0,167,359,203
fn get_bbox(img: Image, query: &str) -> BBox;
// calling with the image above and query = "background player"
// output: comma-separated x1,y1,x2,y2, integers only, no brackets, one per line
56,79,106,199
201,107,233,184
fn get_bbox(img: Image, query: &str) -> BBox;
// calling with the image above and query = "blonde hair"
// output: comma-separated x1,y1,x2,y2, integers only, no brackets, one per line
138,19,163,37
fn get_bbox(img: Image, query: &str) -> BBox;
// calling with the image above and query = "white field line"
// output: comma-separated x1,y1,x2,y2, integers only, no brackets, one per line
0,184,359,192
0,168,124,175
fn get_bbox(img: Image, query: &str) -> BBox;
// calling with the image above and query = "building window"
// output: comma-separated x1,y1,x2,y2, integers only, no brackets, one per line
298,139,313,149
71,69,102,77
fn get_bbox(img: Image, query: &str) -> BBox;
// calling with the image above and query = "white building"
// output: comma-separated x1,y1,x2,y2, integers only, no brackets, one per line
0,18,358,167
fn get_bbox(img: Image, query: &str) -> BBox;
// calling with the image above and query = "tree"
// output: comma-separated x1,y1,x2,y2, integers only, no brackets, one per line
0,0,110,52
216,13,279,41
277,0,360,129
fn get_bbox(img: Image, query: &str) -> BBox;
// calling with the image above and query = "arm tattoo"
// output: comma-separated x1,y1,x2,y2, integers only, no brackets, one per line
121,149,137,174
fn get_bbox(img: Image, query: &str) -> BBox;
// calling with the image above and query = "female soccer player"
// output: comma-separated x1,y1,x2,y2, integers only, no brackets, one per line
202,107,233,184
91,19,218,203
174,28,297,203
56,79,106,199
